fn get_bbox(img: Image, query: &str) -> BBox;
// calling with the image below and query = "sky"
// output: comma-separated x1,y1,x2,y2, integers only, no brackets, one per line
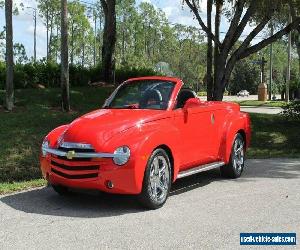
0,0,263,60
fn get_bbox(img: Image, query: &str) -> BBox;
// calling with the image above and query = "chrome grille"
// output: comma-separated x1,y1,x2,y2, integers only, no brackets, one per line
50,142,100,179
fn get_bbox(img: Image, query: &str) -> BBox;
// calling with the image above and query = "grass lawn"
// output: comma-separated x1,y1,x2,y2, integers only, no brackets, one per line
247,113,300,158
236,100,286,107
0,87,299,193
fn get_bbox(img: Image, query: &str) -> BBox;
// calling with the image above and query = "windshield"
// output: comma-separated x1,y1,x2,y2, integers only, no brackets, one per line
104,80,175,110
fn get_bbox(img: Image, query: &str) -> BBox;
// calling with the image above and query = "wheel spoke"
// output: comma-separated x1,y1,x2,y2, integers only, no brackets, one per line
235,144,243,154
159,179,167,191
148,155,170,202
159,165,166,177
153,182,157,199
153,158,159,175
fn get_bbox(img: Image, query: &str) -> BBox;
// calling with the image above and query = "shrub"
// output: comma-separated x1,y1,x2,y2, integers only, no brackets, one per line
197,91,229,97
197,91,207,96
0,61,158,89
281,101,300,120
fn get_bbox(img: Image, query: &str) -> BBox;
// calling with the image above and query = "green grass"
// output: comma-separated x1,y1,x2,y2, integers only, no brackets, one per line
0,87,299,193
0,87,113,184
247,113,300,158
236,100,286,107
0,179,46,195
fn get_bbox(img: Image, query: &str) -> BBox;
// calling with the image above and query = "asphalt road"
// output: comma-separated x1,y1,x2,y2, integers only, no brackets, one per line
1,159,299,249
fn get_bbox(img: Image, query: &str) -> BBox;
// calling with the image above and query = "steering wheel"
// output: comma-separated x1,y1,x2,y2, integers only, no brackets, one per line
139,89,163,109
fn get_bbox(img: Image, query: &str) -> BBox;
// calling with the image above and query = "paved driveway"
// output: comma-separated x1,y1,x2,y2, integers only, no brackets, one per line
0,159,299,249
201,95,282,102
240,106,283,114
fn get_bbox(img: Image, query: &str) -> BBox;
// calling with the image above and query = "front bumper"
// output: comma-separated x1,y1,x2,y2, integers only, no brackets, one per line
40,148,140,194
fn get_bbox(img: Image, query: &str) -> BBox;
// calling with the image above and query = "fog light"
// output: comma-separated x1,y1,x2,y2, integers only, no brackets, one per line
106,180,114,189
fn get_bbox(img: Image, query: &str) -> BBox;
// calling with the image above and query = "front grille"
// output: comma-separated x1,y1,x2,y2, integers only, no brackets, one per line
56,146,95,161
51,168,98,179
50,144,101,180
51,160,99,171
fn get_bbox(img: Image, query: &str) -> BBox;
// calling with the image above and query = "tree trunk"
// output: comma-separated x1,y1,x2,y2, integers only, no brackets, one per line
213,0,223,100
70,22,74,65
121,16,125,64
100,0,116,83
60,0,70,112
206,0,213,100
55,25,58,63
98,14,102,63
5,0,14,111
82,42,85,67
46,5,49,61
49,15,54,61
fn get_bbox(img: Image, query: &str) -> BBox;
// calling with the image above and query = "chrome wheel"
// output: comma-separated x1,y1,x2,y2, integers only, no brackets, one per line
233,136,244,174
220,133,246,179
148,155,170,203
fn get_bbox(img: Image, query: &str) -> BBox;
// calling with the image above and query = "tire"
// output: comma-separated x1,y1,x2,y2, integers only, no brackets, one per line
139,148,172,209
52,184,70,196
220,133,245,178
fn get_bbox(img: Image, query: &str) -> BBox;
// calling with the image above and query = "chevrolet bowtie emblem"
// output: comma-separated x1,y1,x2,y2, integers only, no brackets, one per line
66,150,76,160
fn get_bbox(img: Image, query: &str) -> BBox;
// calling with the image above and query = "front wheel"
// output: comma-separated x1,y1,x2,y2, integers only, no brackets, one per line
221,133,245,178
139,149,171,209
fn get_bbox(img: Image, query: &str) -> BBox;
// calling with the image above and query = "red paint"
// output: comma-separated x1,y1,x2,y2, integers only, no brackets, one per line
40,76,251,194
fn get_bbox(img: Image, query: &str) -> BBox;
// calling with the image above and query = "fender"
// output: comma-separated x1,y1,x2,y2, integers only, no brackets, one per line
102,118,181,193
45,125,69,147
218,111,250,163
134,121,182,184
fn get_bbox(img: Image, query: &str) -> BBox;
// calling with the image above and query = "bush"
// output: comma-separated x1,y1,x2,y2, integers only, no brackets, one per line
0,61,158,89
197,91,207,96
197,91,229,97
281,101,300,120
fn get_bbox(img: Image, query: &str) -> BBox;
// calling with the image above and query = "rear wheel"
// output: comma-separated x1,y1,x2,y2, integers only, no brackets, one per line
52,185,70,195
221,133,245,178
139,149,171,209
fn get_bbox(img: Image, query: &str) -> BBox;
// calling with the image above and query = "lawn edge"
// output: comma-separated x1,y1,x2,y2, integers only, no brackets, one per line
0,179,47,195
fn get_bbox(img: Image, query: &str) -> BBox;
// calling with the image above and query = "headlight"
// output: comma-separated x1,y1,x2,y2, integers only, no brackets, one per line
113,146,130,166
41,139,49,157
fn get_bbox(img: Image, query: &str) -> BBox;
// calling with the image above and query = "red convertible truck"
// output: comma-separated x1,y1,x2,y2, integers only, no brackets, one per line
40,76,251,209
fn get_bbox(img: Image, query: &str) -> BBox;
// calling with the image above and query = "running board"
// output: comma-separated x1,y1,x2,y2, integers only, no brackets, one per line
177,161,225,179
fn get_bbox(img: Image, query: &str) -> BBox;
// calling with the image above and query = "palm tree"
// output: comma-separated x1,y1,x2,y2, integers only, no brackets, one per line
60,0,70,112
5,0,14,111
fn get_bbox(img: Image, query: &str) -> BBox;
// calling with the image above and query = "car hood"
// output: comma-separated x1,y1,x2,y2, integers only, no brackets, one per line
61,109,169,145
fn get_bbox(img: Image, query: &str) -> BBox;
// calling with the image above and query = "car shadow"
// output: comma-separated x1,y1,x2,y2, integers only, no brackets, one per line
0,169,220,218
0,159,299,218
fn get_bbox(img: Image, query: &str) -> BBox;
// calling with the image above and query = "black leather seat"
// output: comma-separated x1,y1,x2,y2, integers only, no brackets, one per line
176,88,197,109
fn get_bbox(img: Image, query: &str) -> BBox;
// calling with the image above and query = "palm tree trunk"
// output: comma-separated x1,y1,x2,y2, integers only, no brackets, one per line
5,0,14,111
60,0,70,112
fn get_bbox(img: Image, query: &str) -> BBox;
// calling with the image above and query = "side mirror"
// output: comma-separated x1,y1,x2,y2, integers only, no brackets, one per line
183,98,202,110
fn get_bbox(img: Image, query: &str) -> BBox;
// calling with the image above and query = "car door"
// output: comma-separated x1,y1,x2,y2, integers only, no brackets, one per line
173,104,218,170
